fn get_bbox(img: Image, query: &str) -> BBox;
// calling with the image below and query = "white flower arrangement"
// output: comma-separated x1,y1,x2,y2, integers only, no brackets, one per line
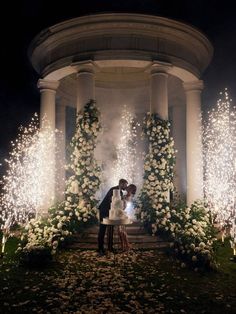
138,112,175,226
137,112,217,269
153,200,217,269
64,100,101,224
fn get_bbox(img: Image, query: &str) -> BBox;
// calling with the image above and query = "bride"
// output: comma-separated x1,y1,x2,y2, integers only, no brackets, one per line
118,184,137,251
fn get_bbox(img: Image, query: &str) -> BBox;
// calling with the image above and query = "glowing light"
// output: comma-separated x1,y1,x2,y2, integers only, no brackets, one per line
124,200,136,220
111,105,141,185
203,89,236,238
0,114,61,244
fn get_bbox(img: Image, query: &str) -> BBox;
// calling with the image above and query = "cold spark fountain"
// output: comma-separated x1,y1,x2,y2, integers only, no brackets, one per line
0,114,60,253
203,89,236,253
112,105,141,186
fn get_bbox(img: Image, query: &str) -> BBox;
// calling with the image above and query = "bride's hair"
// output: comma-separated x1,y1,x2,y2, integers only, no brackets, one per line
127,184,137,195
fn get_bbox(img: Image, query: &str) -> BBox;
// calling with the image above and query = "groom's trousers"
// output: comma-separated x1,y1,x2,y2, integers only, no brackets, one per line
98,222,114,251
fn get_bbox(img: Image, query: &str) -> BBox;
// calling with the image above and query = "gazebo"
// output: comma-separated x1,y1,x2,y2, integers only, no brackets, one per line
29,13,213,206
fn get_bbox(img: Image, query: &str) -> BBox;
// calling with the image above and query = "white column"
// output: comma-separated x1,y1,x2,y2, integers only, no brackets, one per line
56,100,66,201
37,79,60,214
171,104,186,199
183,80,204,205
37,79,59,128
76,62,95,111
150,62,171,120
150,62,171,202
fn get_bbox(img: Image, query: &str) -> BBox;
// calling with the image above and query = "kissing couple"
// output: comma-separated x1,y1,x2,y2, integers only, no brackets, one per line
97,179,137,256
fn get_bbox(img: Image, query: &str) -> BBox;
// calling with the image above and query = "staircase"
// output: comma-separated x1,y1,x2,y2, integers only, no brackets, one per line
68,221,169,251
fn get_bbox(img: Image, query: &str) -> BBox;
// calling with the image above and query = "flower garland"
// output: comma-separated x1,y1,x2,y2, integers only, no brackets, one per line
65,99,102,224
18,100,102,258
137,113,217,269
137,113,176,225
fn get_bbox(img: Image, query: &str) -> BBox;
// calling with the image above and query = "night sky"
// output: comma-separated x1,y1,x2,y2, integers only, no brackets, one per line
0,0,236,169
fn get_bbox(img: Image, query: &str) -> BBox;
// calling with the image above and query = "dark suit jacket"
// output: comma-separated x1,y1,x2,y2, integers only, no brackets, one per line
98,186,123,220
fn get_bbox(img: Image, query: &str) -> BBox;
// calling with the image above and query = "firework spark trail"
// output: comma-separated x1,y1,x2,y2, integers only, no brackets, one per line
112,105,141,186
0,114,61,237
203,89,236,231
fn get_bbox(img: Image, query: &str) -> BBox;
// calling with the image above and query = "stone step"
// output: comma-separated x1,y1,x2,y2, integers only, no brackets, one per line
80,221,146,235
86,221,142,228
86,224,145,229
81,227,147,235
67,221,169,250
124,228,147,235
68,241,169,250
76,234,163,243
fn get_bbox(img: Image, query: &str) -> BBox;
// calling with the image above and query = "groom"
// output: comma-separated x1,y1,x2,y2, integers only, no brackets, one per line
97,178,128,256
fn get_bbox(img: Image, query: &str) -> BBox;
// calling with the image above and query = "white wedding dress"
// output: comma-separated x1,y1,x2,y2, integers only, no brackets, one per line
124,195,136,221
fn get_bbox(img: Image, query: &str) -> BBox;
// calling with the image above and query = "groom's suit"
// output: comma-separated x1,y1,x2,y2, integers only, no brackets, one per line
98,186,123,252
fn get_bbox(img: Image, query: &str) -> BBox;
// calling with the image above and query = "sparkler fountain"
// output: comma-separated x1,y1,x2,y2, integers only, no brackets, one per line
0,114,61,254
112,105,141,186
203,89,236,257
106,105,142,219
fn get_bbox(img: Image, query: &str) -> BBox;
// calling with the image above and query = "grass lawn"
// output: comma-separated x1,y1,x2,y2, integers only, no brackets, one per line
0,237,235,313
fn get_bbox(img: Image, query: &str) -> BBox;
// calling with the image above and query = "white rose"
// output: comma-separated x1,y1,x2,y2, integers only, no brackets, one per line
57,223,63,229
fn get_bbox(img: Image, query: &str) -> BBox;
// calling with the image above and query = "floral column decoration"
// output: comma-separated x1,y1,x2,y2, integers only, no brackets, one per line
138,113,176,232
137,113,218,270
64,99,102,227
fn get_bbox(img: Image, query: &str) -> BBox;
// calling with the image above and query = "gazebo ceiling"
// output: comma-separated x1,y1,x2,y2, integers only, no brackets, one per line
29,13,213,83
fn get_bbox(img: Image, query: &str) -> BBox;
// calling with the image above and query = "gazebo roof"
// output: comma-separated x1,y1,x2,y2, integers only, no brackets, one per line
29,13,213,82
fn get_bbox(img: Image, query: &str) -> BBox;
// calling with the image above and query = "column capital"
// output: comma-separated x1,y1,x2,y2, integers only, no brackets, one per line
148,61,172,76
72,60,98,76
74,60,96,110
37,79,60,92
183,80,204,92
